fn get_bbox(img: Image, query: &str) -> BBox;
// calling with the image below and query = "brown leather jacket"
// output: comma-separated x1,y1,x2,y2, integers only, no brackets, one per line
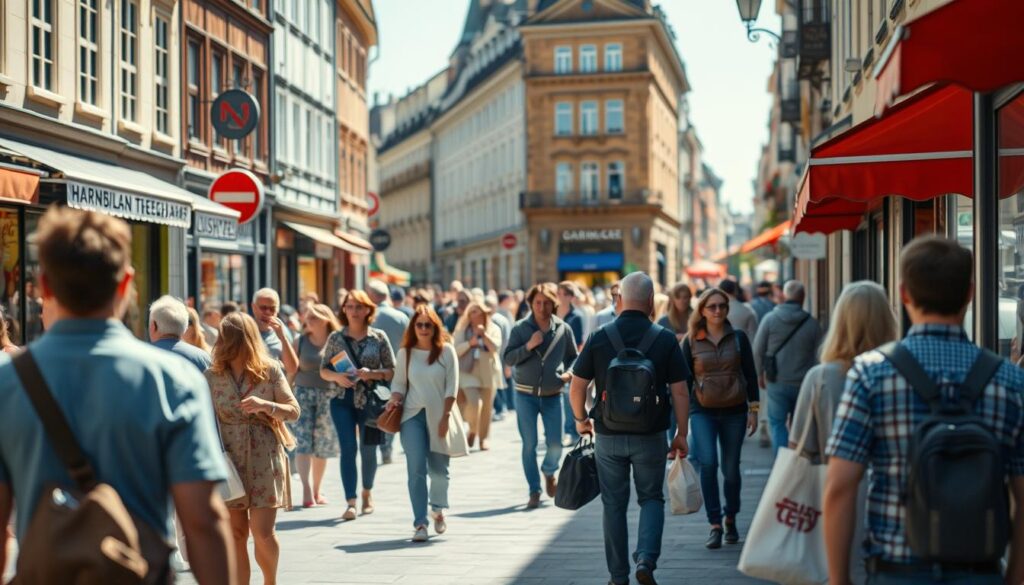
689,325,748,409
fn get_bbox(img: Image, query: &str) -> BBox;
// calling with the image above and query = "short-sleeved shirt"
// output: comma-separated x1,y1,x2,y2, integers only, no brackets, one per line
153,336,212,373
826,324,1024,564
563,306,584,349
572,310,689,435
0,319,226,540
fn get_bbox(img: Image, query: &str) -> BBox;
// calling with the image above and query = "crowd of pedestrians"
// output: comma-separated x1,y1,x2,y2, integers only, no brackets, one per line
4,207,1024,585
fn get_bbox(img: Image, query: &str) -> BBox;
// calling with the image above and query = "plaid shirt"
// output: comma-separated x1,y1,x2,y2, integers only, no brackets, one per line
826,324,1024,564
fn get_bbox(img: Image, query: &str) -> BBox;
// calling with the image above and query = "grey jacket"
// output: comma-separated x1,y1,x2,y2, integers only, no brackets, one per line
728,299,759,343
375,302,410,357
503,315,578,397
752,301,823,387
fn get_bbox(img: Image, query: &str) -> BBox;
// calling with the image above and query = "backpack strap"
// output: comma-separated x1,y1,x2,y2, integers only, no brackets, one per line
12,350,99,492
605,322,626,354
879,341,941,410
959,349,1004,408
637,324,662,354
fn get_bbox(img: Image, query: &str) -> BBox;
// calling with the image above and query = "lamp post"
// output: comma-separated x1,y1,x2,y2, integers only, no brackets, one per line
736,0,781,44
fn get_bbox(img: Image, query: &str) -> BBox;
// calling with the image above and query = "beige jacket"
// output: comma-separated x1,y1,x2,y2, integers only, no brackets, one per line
454,321,504,389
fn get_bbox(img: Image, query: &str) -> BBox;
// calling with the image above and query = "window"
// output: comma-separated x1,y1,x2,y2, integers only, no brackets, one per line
119,0,139,121
580,162,599,201
555,102,573,136
580,101,598,135
605,99,624,134
579,44,597,73
276,91,288,162
252,69,263,159
78,0,99,105
555,162,573,202
607,161,624,199
293,103,302,166
187,40,200,140
311,112,320,173
31,0,55,90
604,43,622,72
232,62,244,154
154,16,170,135
211,52,224,144
554,46,572,74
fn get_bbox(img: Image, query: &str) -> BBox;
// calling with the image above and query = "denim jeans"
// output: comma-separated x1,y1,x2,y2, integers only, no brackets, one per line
494,377,515,414
329,391,379,501
595,433,668,584
766,382,800,457
562,385,579,440
380,432,395,458
399,409,450,528
689,410,747,526
515,392,563,494
867,569,1001,585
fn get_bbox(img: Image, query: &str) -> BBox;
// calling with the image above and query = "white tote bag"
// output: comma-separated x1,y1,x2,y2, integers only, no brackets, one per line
737,403,828,585
443,406,470,458
666,457,703,515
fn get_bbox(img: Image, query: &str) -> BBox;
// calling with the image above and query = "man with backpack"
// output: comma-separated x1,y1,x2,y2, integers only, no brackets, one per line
0,207,234,584
824,236,1024,585
569,272,690,585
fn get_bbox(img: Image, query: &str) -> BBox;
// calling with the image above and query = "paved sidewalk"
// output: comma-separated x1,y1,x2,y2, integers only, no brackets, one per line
174,413,774,585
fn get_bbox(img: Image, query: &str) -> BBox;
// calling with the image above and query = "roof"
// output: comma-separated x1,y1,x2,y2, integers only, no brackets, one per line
456,0,529,50
536,0,645,11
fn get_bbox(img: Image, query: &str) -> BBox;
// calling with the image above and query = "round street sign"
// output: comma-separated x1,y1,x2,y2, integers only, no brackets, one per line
208,170,265,225
211,90,260,140
366,192,380,217
501,233,517,250
369,229,392,252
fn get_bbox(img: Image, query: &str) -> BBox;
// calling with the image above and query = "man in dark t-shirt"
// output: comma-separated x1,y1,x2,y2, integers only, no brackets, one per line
570,272,690,585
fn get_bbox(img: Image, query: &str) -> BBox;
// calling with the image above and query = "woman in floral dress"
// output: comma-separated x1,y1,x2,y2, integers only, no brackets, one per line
206,312,300,585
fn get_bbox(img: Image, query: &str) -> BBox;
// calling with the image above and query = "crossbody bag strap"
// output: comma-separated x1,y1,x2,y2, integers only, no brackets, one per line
338,333,364,370
879,341,942,410
540,324,565,363
12,350,99,492
768,313,811,359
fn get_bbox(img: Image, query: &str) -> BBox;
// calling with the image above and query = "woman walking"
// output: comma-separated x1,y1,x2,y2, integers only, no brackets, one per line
320,290,396,520
206,312,300,585
453,300,503,450
386,305,459,542
682,287,759,550
658,283,694,340
291,303,342,507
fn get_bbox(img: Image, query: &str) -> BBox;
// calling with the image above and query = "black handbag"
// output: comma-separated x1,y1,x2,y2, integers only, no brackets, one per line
554,436,601,510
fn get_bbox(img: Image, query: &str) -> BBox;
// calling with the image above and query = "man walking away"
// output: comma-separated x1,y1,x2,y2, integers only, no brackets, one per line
0,207,235,584
718,280,758,343
825,235,1024,585
570,272,689,585
749,280,776,323
151,295,213,373
504,283,578,509
752,280,822,455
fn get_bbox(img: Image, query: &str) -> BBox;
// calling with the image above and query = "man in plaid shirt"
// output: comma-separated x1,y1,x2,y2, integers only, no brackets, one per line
824,236,1024,585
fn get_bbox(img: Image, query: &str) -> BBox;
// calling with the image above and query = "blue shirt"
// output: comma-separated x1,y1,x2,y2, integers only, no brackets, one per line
153,336,212,373
563,306,584,348
826,324,1024,564
0,319,226,540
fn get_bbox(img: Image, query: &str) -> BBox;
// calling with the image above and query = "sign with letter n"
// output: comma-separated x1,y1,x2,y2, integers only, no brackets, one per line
211,89,260,140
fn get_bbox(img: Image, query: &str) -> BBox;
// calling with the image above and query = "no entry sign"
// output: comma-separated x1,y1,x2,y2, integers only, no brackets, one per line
211,90,260,140
501,233,517,250
366,192,380,217
208,170,264,225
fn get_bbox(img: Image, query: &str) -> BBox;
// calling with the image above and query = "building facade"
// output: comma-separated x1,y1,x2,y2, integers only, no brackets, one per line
520,0,688,289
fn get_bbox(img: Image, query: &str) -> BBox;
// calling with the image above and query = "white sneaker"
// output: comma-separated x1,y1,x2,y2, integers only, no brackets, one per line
412,525,429,542
170,549,190,573
430,509,447,535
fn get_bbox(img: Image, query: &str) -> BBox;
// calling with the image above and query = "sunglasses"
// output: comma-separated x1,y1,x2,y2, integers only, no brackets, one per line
705,303,729,313
414,321,435,330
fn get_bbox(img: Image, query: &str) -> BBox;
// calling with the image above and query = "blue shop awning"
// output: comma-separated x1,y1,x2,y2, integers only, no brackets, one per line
557,252,623,272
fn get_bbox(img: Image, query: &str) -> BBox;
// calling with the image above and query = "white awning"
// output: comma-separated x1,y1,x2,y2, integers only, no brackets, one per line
0,137,240,227
282,221,366,255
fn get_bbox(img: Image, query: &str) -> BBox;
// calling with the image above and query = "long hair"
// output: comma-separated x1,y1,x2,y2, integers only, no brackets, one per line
401,305,448,365
454,301,491,337
689,287,730,335
210,312,276,382
183,306,212,353
653,293,669,322
338,290,377,327
666,283,693,332
305,303,341,336
821,281,897,368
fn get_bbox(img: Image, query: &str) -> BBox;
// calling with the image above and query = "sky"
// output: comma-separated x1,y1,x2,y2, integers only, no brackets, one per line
367,0,781,216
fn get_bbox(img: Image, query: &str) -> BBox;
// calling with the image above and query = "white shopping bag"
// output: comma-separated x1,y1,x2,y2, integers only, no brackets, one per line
666,457,702,515
737,407,828,585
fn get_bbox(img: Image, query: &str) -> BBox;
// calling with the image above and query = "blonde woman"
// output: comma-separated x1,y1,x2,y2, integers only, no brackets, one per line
206,312,300,585
183,306,213,353
291,304,342,507
657,283,694,340
789,281,897,460
453,300,503,451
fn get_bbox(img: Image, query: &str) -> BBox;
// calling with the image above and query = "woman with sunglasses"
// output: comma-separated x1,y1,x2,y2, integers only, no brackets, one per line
681,287,759,550
386,305,459,542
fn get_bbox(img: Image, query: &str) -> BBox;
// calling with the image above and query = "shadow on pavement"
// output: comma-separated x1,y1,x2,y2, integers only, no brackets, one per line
276,517,344,531
452,505,524,519
335,538,437,554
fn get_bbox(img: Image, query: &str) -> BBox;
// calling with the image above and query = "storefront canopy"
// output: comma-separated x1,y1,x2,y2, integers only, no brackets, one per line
0,165,41,204
739,220,791,254
685,260,726,279
282,221,368,255
874,0,1024,115
0,137,239,227
370,253,411,287
334,229,373,254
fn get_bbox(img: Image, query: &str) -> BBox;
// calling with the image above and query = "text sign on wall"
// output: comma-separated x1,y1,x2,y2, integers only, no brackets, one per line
195,212,239,241
561,229,623,242
67,182,191,228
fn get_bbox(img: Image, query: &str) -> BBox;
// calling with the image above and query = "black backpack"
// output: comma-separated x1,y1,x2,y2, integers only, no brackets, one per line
880,342,1008,563
599,323,666,434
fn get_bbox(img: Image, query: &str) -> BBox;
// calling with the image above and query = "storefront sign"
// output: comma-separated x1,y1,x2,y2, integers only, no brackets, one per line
561,229,623,242
195,212,239,241
211,90,261,140
67,182,191,228
790,232,827,260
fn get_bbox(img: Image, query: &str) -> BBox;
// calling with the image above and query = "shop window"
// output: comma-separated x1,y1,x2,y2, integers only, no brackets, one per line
78,0,100,106
201,253,248,308
998,93,1024,361
119,0,139,122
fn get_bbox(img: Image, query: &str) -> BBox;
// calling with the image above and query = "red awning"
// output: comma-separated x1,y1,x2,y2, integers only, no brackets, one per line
0,167,40,203
685,260,726,279
740,220,791,254
793,192,872,235
875,0,1024,115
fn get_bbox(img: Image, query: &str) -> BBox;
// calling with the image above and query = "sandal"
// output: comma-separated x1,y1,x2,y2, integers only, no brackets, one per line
361,491,375,515
342,506,357,521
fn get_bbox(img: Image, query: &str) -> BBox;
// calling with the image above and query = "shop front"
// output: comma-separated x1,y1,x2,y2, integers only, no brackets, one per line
557,228,624,288
188,210,266,312
274,219,371,308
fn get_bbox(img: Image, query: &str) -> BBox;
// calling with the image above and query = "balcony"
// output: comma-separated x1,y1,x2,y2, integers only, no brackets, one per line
380,161,431,194
520,189,663,210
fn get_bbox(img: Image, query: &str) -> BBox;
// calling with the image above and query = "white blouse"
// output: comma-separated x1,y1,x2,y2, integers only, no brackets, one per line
391,344,459,454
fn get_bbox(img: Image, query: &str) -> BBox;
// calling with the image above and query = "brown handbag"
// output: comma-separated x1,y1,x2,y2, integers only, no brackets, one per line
11,350,173,585
376,406,402,434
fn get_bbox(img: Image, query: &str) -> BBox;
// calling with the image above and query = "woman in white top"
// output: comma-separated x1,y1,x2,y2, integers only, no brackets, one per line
386,305,459,542
453,301,503,451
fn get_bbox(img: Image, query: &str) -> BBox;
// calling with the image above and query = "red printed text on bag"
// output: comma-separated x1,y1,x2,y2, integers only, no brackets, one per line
774,497,821,533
